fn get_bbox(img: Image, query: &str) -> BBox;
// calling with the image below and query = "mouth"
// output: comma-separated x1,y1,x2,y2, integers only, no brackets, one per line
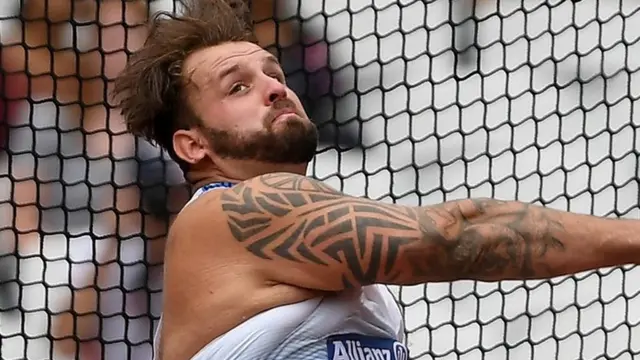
272,109,299,123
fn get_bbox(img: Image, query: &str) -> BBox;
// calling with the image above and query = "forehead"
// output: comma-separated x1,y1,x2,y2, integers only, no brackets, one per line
184,41,276,81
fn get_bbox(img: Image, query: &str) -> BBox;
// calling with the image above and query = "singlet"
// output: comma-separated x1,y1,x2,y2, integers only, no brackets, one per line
153,181,409,360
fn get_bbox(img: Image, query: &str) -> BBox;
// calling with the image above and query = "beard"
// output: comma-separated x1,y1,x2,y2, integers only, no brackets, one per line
202,109,319,164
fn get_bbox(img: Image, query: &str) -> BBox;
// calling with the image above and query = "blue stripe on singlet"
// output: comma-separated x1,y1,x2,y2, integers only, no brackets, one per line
188,181,236,206
201,182,235,192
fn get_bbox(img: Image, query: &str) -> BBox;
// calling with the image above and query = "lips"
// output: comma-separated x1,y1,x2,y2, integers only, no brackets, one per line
271,108,298,123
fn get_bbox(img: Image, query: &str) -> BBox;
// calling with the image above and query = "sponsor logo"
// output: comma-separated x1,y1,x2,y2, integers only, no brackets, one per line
327,334,408,360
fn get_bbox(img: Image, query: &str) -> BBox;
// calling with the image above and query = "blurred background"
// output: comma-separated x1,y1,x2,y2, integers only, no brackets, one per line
1,0,640,359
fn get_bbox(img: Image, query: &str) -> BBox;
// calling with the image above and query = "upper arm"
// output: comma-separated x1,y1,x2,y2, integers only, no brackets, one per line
217,172,457,291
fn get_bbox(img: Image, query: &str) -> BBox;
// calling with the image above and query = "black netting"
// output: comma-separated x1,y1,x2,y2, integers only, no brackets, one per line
1,0,640,359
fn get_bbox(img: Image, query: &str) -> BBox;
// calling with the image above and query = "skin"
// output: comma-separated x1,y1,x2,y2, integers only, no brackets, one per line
156,40,640,360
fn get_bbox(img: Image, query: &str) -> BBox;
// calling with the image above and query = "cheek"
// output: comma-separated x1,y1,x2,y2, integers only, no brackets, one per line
208,100,265,132
287,89,308,117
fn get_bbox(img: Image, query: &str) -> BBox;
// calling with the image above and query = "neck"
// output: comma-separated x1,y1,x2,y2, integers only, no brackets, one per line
187,161,308,192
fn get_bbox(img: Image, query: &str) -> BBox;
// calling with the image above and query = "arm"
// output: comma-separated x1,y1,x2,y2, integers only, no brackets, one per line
219,172,638,290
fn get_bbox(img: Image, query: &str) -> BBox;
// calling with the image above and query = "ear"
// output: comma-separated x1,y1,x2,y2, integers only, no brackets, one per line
173,129,207,165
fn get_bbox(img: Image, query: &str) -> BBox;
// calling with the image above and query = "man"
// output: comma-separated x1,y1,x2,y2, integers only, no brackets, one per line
112,0,639,359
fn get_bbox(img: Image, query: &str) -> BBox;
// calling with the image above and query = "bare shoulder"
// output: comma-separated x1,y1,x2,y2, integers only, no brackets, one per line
167,173,441,291
164,174,320,247
219,172,346,212
242,172,343,194
164,186,233,248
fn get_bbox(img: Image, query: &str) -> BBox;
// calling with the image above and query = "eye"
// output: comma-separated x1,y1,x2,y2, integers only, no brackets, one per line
229,83,249,94
270,73,286,84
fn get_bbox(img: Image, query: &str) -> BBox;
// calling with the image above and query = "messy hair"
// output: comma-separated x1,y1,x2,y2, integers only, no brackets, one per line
112,0,257,172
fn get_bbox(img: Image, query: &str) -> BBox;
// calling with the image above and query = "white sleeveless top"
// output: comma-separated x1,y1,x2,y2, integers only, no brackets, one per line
153,182,408,360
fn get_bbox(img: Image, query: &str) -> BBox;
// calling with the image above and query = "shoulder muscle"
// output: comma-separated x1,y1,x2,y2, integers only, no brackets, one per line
216,172,433,290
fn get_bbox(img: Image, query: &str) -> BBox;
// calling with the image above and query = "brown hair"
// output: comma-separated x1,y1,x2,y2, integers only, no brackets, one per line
112,0,257,172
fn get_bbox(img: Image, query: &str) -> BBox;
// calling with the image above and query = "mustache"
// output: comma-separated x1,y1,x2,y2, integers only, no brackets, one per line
263,99,302,125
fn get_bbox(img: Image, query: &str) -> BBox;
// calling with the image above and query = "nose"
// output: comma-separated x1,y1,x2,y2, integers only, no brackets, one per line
263,76,288,106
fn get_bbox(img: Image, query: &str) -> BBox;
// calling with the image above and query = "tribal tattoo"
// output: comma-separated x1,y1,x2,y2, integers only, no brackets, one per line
219,173,568,287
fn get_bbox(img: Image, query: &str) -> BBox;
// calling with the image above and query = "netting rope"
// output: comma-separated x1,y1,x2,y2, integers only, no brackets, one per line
1,0,640,359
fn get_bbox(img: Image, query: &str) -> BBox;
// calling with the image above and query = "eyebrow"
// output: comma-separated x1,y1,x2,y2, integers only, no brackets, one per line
216,64,241,83
264,54,281,67
215,54,282,82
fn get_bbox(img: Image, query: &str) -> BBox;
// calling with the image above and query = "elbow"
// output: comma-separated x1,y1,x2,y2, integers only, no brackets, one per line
421,198,490,240
422,200,510,279
410,198,514,281
432,227,508,281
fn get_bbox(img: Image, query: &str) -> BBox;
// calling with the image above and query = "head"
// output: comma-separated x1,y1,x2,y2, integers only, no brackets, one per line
112,0,318,184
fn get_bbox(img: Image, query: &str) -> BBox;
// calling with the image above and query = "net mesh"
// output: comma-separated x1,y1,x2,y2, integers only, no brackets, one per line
1,0,640,359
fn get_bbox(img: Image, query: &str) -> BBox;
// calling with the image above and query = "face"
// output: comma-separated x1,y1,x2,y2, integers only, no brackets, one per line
175,41,318,167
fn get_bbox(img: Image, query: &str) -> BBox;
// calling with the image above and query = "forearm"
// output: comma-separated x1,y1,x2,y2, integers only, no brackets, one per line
412,198,639,282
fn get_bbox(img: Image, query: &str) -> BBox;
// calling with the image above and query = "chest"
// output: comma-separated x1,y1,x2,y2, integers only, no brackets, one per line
194,286,405,358
157,285,405,360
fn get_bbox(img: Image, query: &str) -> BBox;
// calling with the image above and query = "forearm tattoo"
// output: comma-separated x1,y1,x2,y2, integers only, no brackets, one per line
219,173,567,287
